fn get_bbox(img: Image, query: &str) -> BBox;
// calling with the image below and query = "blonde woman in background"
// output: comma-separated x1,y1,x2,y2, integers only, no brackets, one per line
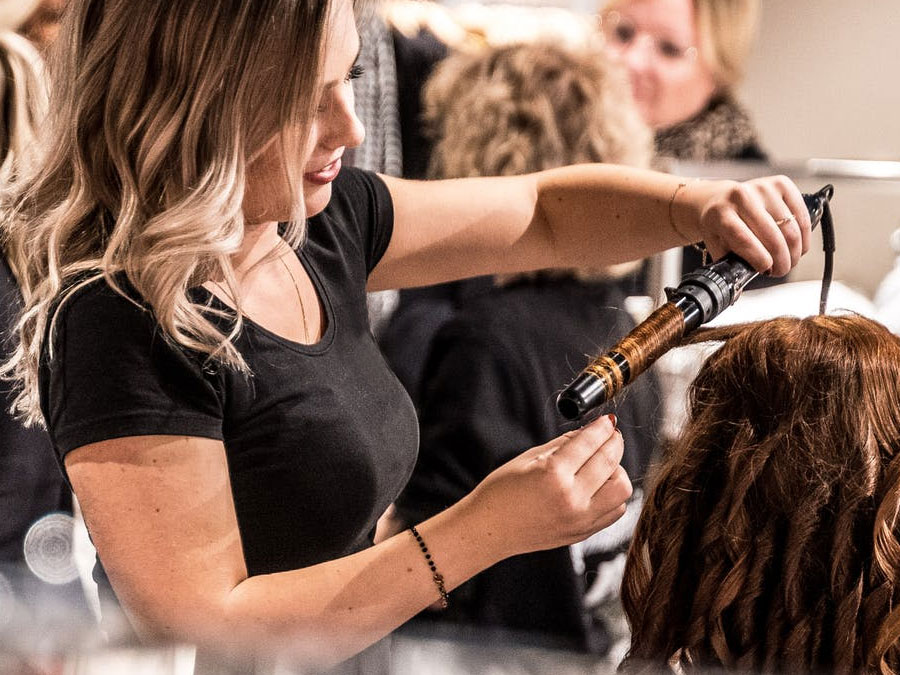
2,0,810,670
388,41,659,655
600,0,775,283
600,0,763,162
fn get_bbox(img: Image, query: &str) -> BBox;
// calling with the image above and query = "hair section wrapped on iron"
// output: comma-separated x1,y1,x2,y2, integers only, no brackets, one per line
621,315,900,673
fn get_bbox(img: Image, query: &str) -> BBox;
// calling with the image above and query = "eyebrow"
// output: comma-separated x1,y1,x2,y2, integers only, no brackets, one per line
323,42,362,88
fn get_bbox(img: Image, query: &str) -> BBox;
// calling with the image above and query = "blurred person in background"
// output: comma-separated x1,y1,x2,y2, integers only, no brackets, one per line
621,315,900,673
0,1,85,625
351,5,449,336
387,42,660,655
600,0,773,283
600,0,765,163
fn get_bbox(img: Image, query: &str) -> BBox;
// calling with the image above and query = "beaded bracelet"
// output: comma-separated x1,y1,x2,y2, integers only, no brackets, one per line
409,526,449,609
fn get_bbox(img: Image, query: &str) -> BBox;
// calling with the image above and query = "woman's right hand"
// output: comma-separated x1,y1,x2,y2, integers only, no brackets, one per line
461,413,632,559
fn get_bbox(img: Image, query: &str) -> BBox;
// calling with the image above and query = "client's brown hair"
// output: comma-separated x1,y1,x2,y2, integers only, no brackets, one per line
621,315,900,674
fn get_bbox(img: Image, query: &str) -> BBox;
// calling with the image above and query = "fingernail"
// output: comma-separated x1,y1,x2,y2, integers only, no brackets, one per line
607,413,617,428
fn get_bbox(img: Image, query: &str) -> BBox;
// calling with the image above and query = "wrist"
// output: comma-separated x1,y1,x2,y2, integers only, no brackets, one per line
669,178,726,246
413,494,509,593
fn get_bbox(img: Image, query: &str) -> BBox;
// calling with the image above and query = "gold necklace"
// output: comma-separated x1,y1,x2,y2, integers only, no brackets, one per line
279,254,311,343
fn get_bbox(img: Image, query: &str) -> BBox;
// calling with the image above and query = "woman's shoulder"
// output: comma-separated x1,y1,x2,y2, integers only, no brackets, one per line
309,166,395,275
319,166,391,225
51,274,153,336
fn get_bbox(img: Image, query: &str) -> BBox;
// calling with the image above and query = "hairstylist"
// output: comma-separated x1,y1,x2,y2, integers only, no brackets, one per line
3,0,810,671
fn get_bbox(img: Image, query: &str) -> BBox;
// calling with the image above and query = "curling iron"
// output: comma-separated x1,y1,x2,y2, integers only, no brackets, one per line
556,184,836,421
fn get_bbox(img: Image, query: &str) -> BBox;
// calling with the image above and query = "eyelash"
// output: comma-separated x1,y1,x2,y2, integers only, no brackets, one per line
346,64,365,82
317,64,365,112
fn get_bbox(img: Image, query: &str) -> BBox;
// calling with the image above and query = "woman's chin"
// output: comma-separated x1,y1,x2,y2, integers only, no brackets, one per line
303,183,333,218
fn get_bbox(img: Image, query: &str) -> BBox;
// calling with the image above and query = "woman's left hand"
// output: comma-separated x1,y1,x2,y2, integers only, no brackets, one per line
679,175,813,277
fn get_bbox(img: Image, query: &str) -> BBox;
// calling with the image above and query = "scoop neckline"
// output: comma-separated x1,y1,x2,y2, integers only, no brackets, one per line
203,246,336,356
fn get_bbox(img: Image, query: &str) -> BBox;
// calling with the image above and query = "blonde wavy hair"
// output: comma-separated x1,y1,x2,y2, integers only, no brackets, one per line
1,0,335,424
425,41,651,180
603,0,760,93
0,30,47,187
424,41,651,282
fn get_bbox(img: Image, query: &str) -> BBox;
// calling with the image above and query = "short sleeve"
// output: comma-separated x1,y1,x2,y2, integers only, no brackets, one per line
325,167,394,274
40,281,224,461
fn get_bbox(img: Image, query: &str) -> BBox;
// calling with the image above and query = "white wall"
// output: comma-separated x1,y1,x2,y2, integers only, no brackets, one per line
742,1,900,161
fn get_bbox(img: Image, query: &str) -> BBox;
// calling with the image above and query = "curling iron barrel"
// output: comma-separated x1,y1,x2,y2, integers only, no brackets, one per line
556,185,835,421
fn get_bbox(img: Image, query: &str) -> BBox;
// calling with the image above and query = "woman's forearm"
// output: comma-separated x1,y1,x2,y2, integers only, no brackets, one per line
376,166,806,290
532,164,716,269
217,496,497,666
91,417,628,668
533,164,810,278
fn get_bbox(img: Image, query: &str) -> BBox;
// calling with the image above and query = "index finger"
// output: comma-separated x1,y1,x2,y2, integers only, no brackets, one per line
550,413,618,474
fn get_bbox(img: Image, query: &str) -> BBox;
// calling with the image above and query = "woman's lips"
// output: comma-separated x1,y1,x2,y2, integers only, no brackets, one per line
304,157,342,185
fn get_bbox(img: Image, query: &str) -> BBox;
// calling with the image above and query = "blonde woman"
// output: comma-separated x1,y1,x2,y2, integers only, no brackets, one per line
599,0,775,284
3,0,810,670
600,0,764,161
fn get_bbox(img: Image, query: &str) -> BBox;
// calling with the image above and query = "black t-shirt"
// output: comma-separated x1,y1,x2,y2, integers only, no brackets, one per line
40,168,419,582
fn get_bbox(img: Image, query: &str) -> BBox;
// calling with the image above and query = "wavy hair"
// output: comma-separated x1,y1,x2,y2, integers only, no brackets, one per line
1,0,334,424
621,315,900,673
424,41,651,180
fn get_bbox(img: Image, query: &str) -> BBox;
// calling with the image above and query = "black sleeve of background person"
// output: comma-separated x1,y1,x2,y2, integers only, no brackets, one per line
393,320,536,525
0,258,69,565
391,27,448,179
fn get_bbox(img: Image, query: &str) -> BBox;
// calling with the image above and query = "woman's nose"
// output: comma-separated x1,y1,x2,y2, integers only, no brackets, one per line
618,34,657,74
321,87,365,151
